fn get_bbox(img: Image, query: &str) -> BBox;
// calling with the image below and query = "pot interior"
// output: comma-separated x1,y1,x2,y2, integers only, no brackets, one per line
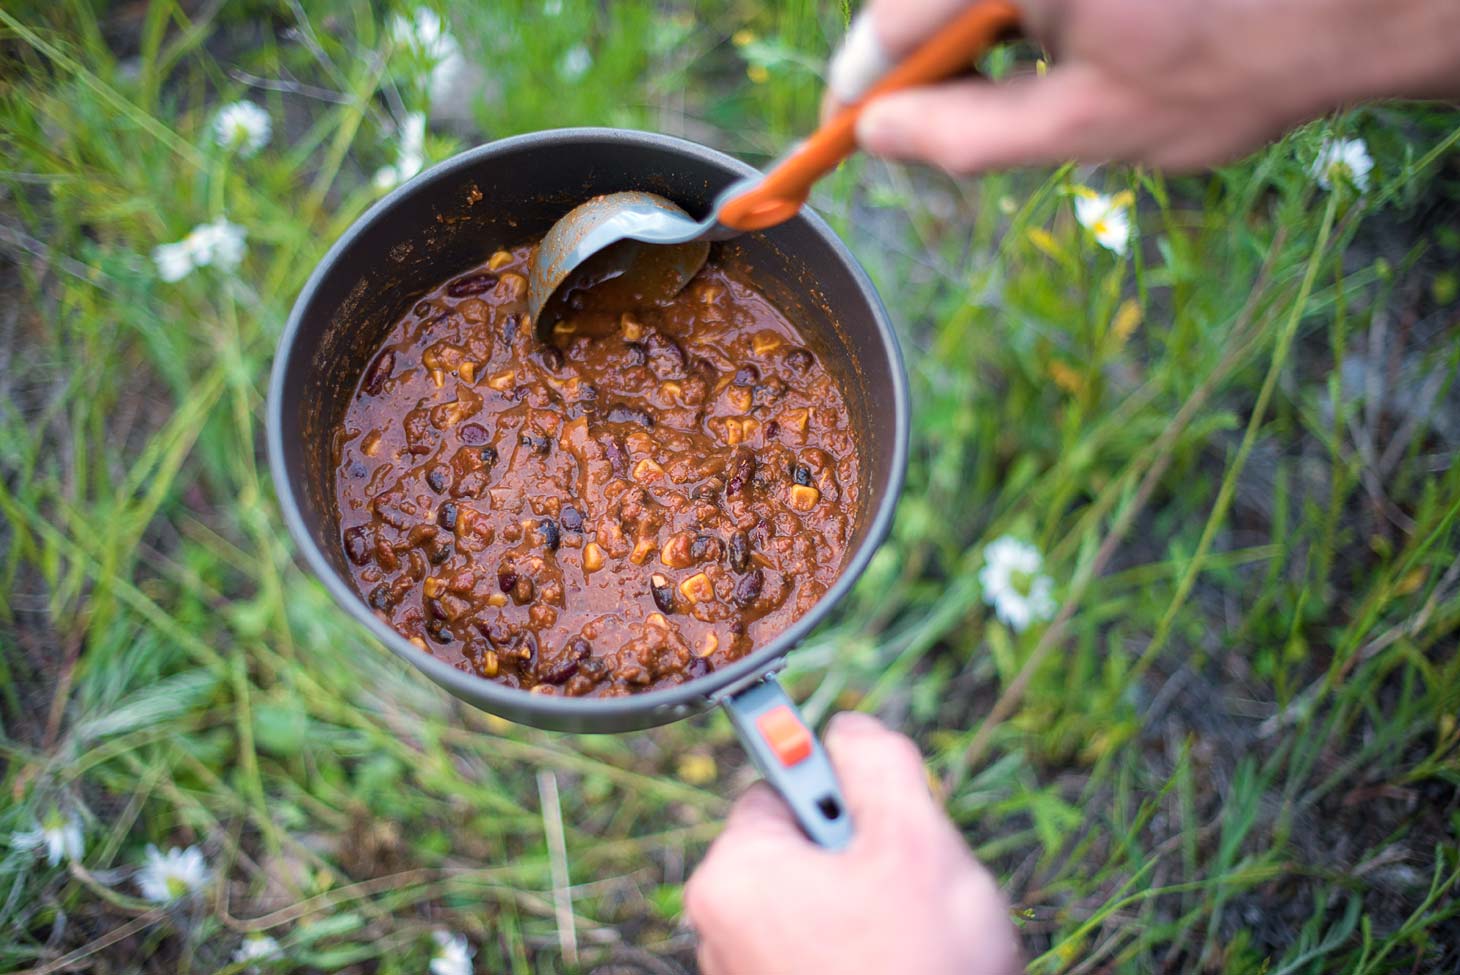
271,129,904,729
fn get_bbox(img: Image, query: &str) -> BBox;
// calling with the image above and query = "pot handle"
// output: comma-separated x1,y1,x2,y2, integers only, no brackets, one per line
720,676,853,850
716,0,1021,231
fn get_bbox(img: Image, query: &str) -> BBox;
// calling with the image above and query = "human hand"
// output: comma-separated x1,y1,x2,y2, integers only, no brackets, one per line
827,0,1460,173
685,712,1022,975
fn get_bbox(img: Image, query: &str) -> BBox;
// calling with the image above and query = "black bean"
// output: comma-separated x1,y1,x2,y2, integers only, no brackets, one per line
605,404,655,427
480,618,515,647
792,464,814,487
783,347,814,374
540,518,561,552
732,569,764,608
733,365,760,386
480,445,499,466
624,341,647,366
447,271,498,297
498,568,518,594
362,349,395,396
726,451,755,496
650,574,676,614
425,465,450,493
459,422,489,446
436,501,459,531
538,345,565,370
520,433,551,454
344,526,373,565
560,505,583,532
728,531,751,572
686,657,711,680
501,313,520,346
368,582,395,611
347,460,368,478
426,619,454,644
427,539,452,564
764,420,780,439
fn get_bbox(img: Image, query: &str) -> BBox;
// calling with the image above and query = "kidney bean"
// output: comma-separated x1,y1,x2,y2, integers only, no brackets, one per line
732,569,764,608
726,451,755,496
690,534,721,563
436,501,459,531
728,530,751,572
362,349,395,395
498,568,518,594
540,637,592,685
650,574,676,614
783,347,814,374
458,422,489,445
344,526,373,565
447,271,498,297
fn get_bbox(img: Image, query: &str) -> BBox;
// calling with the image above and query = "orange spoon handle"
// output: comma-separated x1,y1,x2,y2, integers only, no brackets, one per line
717,1,1020,232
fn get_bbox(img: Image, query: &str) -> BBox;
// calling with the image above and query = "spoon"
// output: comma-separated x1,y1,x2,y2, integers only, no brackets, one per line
529,0,1020,338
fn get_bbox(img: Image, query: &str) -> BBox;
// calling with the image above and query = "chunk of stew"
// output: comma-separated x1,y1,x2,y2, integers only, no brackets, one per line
333,244,860,697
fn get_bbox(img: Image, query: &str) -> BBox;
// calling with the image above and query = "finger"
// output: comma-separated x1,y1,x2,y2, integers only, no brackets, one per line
721,781,802,841
855,66,1118,174
823,712,938,826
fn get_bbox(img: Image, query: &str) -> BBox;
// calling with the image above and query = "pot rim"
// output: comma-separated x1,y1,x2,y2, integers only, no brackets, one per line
266,126,909,724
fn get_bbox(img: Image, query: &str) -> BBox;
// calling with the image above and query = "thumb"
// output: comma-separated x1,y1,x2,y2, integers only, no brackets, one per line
856,66,1115,174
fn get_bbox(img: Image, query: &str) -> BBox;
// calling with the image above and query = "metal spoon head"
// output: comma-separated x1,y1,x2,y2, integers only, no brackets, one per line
529,191,711,341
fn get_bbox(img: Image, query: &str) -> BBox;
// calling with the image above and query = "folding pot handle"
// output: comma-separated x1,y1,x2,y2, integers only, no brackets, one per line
720,676,853,850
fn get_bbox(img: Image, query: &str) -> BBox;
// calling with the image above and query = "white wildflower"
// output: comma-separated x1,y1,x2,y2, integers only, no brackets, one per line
136,844,210,903
558,44,592,81
543,0,563,14
212,101,272,158
1073,189,1132,256
430,930,474,975
1312,137,1373,193
373,112,428,191
978,536,1056,633
13,808,84,866
233,934,283,970
389,7,468,109
152,217,247,281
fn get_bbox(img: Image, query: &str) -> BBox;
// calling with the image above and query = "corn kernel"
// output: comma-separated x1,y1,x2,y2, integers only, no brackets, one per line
679,572,714,603
632,458,665,484
361,430,383,456
726,386,752,413
582,542,605,572
459,360,477,383
660,381,682,402
779,408,810,433
480,649,500,677
660,532,694,568
487,593,508,607
553,320,578,338
789,484,821,510
724,419,744,445
487,250,514,271
621,313,645,342
409,636,428,651
487,369,516,391
497,272,528,301
698,631,719,658
630,536,657,565
430,368,446,388
646,612,669,629
423,577,445,599
751,332,783,356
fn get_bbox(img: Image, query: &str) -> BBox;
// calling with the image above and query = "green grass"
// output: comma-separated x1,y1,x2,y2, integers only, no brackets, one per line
3,1,1459,972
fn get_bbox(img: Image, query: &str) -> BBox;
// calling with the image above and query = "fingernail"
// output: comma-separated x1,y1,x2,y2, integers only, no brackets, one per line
855,101,900,156
827,710,884,737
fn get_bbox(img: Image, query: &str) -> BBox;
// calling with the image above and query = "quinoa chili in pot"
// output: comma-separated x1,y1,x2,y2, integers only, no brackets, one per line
332,243,861,698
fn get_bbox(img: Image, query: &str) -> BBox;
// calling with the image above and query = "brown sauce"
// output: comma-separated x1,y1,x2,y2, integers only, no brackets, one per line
332,243,860,697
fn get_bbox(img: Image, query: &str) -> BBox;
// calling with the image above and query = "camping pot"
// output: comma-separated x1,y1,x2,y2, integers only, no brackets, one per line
266,128,909,849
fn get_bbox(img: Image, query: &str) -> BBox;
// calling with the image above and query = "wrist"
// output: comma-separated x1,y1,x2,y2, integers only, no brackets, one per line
1307,0,1460,108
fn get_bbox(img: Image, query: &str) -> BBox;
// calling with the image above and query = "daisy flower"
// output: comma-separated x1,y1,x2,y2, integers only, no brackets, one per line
373,113,428,191
233,933,283,971
136,844,210,903
1311,137,1373,193
1072,188,1133,256
978,536,1057,633
430,930,474,975
212,101,272,158
388,7,468,109
13,808,84,866
152,217,247,281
